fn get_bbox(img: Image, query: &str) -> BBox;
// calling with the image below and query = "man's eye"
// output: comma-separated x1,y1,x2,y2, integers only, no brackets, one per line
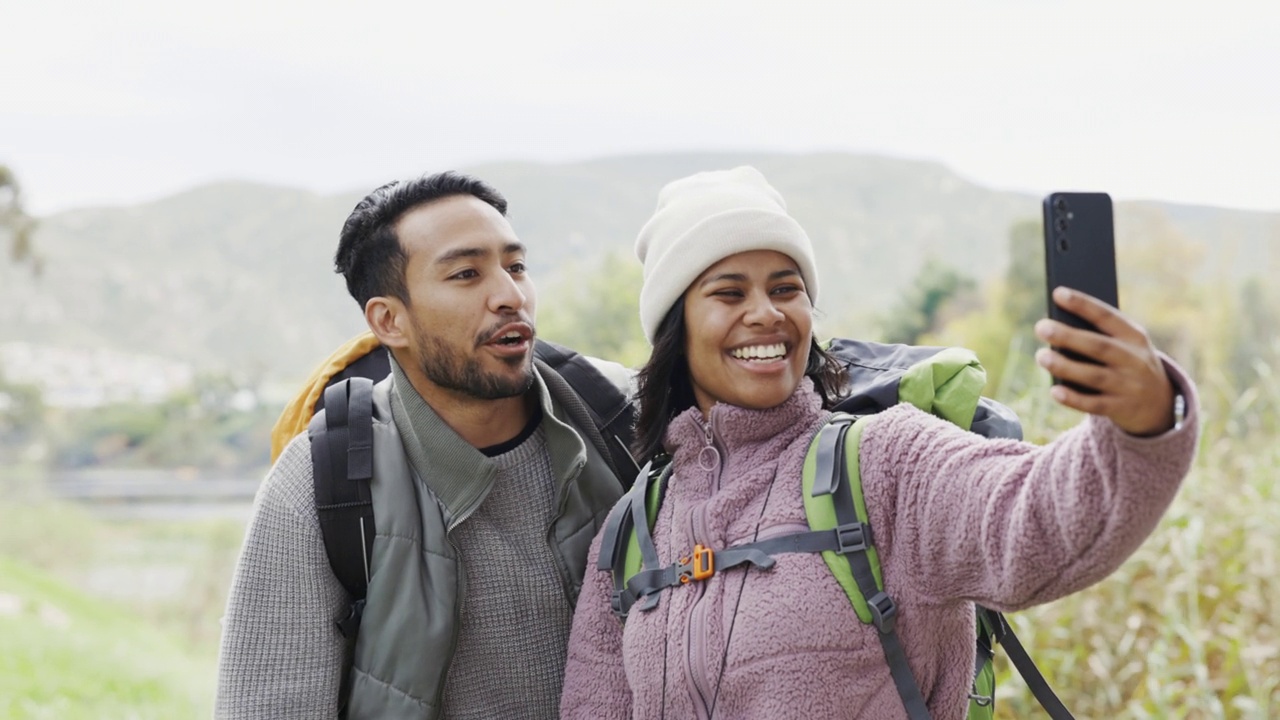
450,269,479,280
509,262,527,274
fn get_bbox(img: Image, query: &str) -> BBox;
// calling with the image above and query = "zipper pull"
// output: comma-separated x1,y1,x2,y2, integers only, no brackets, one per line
697,416,720,472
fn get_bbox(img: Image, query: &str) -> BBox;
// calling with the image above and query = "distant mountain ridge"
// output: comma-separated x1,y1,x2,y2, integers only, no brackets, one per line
1,152,1275,386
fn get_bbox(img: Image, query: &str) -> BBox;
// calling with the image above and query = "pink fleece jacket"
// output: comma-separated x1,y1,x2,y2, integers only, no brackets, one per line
561,364,1199,720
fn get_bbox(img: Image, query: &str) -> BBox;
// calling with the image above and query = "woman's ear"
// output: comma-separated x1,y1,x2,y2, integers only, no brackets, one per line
365,296,411,349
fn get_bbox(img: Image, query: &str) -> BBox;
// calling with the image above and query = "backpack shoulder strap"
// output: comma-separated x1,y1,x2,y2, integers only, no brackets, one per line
599,458,670,618
978,608,1076,719
804,413,931,719
273,332,383,462
308,377,377,638
811,353,1073,720
534,339,640,485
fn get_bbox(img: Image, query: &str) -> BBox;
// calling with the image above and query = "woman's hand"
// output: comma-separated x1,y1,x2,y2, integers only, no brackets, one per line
1034,287,1177,436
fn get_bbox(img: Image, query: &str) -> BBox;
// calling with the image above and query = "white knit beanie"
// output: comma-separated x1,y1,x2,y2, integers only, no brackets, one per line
635,166,820,344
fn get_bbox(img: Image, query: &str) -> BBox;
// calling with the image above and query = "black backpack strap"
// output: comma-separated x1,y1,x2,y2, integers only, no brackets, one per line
819,417,933,720
534,339,640,485
980,608,1076,719
309,377,377,638
313,346,391,413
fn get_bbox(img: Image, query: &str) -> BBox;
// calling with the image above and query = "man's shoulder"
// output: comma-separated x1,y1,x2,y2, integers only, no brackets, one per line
257,430,320,516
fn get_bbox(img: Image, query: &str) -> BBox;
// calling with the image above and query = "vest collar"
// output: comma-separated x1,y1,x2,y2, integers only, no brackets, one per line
386,355,583,529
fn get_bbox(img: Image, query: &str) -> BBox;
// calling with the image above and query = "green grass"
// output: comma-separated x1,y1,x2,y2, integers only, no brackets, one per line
0,556,214,719
0,489,244,719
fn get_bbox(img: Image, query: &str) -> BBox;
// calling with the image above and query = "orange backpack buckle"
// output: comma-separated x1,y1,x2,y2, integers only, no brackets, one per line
679,544,715,583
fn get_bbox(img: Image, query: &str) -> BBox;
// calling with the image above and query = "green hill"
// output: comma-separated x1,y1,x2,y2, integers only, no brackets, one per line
1,152,1276,385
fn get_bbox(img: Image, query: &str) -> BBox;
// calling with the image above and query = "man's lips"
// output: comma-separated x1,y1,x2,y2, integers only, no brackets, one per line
482,322,534,348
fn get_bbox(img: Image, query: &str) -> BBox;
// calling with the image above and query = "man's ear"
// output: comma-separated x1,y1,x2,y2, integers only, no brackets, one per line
365,296,411,349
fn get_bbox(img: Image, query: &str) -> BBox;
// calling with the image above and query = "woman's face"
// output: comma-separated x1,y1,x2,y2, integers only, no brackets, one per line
682,249,813,417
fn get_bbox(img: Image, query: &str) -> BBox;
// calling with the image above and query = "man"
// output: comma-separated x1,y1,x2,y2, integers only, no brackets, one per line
216,172,632,719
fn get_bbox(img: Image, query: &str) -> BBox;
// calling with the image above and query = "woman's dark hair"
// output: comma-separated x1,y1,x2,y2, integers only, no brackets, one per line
631,297,848,463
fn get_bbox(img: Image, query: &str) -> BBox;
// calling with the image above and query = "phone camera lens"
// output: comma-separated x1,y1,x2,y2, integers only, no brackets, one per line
1053,197,1069,213
1054,216,1069,232
1056,235,1070,253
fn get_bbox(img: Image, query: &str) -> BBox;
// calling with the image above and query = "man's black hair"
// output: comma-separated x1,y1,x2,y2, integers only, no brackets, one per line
334,171,508,309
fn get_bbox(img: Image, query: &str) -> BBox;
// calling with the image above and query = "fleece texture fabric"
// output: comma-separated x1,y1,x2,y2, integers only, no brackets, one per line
561,361,1199,720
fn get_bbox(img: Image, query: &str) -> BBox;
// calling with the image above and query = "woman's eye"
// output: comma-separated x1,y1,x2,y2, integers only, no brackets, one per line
509,262,527,274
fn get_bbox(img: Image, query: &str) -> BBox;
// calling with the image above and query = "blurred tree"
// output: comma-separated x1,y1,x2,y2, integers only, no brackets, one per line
1228,277,1280,387
1001,219,1045,338
878,259,977,345
0,371,44,451
48,387,276,471
1115,206,1207,371
537,249,648,368
0,165,40,274
921,218,1047,399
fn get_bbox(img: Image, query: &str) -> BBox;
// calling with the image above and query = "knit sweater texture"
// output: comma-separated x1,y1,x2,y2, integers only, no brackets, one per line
441,426,573,718
560,362,1199,720
218,365,588,719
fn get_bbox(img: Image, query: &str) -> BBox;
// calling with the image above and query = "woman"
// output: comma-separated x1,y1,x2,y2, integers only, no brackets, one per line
560,167,1197,719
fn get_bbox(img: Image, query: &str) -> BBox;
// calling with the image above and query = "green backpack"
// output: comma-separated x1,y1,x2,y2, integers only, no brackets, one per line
599,344,1074,720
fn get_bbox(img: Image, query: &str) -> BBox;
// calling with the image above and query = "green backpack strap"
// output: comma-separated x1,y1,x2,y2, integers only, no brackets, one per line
802,347,987,620
804,415,930,719
803,349,988,720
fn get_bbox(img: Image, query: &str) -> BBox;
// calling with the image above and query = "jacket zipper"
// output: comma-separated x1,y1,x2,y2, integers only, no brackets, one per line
547,458,587,604
684,411,722,720
436,532,465,712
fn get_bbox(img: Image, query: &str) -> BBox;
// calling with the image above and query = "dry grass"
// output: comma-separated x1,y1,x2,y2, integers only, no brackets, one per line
991,359,1279,718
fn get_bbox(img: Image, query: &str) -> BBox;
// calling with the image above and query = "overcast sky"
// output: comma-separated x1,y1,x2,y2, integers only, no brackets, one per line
3,0,1277,215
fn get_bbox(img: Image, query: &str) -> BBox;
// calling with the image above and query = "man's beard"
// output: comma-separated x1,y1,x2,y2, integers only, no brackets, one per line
413,326,535,400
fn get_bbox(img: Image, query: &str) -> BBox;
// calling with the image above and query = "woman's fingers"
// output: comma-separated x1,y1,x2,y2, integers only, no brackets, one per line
1036,288,1176,435
1033,345,1112,394
1049,287,1149,344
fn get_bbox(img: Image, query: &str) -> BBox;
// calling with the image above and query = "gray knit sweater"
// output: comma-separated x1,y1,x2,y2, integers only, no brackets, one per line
441,426,571,718
216,368,579,719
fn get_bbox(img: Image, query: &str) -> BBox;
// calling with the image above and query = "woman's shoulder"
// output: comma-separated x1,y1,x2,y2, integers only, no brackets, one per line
856,403,1029,479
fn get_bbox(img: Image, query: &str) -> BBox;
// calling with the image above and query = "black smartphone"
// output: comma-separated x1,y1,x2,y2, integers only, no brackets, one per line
1041,191,1119,394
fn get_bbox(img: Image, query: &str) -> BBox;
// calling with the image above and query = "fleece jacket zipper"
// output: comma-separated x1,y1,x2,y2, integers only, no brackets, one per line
684,410,723,720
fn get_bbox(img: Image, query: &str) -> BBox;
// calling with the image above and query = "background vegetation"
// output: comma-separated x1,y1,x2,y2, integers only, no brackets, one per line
1,154,1277,717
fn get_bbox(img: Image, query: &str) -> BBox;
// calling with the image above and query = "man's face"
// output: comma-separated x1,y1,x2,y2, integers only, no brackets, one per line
395,194,537,401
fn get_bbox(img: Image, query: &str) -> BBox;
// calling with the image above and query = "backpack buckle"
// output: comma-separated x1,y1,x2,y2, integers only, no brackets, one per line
335,598,366,638
867,591,897,634
835,522,872,554
678,544,715,583
610,592,628,618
